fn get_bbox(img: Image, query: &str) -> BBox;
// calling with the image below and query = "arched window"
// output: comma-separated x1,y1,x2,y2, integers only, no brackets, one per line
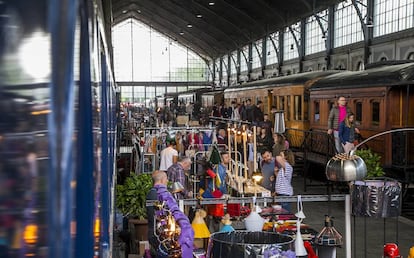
283,22,300,61
252,39,262,70
112,19,209,106
305,10,328,55
266,32,279,66
334,0,365,48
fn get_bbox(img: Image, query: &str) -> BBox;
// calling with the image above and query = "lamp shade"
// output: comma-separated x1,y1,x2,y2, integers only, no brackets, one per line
252,171,263,183
325,153,367,181
192,209,211,238
171,182,184,193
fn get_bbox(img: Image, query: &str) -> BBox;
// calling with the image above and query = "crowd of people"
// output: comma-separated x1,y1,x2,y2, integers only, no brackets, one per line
121,94,359,257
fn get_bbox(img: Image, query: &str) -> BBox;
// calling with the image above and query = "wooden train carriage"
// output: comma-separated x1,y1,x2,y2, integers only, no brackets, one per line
309,62,414,170
224,71,338,148
200,89,224,108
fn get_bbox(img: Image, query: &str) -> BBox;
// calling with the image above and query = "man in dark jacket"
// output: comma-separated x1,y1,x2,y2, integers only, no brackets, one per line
252,100,264,125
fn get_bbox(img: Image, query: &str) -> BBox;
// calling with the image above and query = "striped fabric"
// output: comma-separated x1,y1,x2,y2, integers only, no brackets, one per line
275,162,293,196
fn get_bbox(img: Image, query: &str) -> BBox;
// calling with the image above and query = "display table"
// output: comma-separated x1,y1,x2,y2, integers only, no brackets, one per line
228,179,272,196
244,184,271,196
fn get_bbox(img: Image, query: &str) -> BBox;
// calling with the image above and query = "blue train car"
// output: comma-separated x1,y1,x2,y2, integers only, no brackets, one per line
0,1,117,257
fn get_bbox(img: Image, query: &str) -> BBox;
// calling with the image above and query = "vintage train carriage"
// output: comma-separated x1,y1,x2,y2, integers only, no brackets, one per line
177,87,212,106
200,89,224,108
309,61,414,172
224,71,338,147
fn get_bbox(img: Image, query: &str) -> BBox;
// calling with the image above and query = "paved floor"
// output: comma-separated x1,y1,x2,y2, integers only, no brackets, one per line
290,175,414,258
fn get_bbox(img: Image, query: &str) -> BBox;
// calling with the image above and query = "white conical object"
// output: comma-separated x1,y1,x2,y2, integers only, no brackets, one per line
295,220,307,257
244,211,266,231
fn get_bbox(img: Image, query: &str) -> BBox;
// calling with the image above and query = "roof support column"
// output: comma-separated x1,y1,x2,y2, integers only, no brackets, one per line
352,0,374,67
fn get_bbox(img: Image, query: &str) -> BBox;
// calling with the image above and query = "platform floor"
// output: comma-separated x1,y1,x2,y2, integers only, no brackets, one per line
290,175,414,258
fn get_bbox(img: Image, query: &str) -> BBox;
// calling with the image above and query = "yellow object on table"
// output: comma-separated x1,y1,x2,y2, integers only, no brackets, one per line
244,183,271,196
192,209,210,239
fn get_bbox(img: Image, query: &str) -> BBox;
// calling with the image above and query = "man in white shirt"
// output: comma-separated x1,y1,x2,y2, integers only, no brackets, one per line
159,139,178,171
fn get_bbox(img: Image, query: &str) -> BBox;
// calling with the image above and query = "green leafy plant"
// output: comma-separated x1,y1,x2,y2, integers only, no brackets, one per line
115,173,153,220
355,149,385,178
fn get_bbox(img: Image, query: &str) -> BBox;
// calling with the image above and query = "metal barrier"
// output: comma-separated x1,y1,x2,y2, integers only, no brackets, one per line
189,146,241,197
285,128,337,191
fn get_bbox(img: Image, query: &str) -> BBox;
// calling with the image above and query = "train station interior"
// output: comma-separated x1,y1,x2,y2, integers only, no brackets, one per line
1,0,414,258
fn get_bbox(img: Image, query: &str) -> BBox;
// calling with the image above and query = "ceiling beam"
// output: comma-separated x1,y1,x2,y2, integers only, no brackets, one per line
168,0,240,49
219,0,264,33
252,0,285,23
192,0,252,43
151,0,237,51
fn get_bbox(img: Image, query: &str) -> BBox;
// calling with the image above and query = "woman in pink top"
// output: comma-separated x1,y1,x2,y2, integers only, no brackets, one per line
327,96,352,153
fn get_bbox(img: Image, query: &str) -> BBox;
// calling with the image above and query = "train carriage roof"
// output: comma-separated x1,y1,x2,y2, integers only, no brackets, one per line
201,89,224,96
224,70,339,92
311,62,414,90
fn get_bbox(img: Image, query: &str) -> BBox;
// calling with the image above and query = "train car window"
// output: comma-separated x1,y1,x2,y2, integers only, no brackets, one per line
294,95,302,120
286,96,291,121
279,96,285,111
273,95,277,109
263,96,269,114
314,101,320,123
355,101,363,123
372,101,380,126
304,94,309,121
328,100,335,110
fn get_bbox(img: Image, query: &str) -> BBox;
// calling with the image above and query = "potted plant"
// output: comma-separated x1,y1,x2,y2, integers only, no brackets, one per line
116,172,153,241
354,148,385,178
116,172,153,219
